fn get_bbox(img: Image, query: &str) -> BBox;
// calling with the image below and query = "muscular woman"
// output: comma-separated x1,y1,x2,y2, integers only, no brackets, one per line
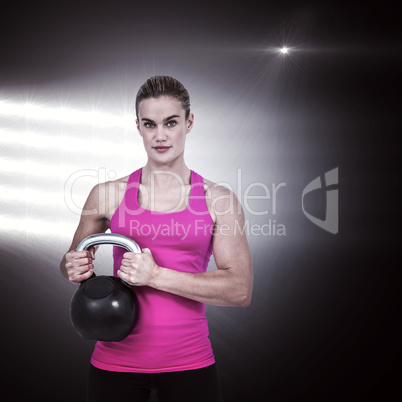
60,76,253,402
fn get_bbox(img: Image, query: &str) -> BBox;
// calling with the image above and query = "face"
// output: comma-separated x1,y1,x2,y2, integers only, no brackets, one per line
136,96,194,166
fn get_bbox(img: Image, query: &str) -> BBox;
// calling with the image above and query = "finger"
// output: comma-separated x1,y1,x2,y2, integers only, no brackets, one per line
71,257,93,267
66,253,91,265
65,260,92,270
72,272,92,283
118,264,128,273
122,254,141,265
141,248,153,259
123,252,135,259
117,269,130,284
89,247,96,260
71,250,91,259
67,260,94,272
120,258,132,267
120,262,137,273
70,268,94,283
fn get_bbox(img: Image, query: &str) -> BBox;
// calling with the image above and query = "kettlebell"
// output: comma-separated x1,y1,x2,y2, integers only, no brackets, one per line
70,233,141,342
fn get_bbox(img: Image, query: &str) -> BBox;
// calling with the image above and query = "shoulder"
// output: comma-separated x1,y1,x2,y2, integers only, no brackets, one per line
202,177,233,198
202,177,243,221
90,174,131,197
83,174,131,218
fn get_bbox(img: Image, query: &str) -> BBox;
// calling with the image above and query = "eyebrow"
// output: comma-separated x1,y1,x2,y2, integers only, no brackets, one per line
141,114,180,123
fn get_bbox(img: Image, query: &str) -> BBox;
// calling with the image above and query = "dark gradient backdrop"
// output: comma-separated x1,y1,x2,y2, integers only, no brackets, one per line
0,1,400,401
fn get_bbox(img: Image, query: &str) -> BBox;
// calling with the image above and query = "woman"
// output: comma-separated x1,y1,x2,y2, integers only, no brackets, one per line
60,76,253,402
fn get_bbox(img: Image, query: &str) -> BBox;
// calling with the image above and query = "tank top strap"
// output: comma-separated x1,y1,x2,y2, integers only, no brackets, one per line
122,168,142,212
189,170,209,213
132,168,142,188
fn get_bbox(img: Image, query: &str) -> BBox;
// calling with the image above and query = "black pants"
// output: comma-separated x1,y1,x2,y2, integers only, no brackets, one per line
87,363,223,402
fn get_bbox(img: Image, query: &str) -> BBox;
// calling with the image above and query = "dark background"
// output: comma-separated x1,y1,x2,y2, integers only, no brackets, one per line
0,1,400,401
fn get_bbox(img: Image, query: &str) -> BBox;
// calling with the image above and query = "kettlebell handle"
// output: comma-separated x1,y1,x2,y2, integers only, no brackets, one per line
76,233,142,253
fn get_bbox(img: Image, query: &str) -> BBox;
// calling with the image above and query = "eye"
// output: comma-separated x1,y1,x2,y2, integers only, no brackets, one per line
144,122,154,128
166,120,177,127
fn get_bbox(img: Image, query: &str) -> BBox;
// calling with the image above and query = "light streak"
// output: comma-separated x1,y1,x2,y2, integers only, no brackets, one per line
0,100,135,128
0,157,87,177
0,186,64,206
0,215,76,236
0,129,141,156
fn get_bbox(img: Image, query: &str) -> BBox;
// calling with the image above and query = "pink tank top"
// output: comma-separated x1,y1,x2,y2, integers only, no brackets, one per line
90,168,215,373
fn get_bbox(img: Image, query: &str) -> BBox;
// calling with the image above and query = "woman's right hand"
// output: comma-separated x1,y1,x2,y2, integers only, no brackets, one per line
65,248,96,284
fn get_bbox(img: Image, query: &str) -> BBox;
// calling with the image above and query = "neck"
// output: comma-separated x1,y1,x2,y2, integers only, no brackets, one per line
141,161,191,186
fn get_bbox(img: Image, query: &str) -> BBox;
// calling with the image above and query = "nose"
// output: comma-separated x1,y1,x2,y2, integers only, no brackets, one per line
155,125,167,142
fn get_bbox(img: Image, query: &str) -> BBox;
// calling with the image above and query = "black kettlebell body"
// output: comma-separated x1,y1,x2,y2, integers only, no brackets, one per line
70,275,137,342
69,233,141,342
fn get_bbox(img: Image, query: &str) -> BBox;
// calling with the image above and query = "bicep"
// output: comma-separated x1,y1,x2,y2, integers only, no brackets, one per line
211,196,253,277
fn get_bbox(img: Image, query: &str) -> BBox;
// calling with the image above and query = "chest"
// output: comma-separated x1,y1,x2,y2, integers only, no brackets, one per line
137,183,192,213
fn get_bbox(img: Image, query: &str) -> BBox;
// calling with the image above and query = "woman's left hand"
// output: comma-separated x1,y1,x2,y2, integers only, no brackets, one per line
118,248,159,286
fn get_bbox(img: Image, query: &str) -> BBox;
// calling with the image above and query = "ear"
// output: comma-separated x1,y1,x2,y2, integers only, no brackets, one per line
136,119,142,137
186,113,194,134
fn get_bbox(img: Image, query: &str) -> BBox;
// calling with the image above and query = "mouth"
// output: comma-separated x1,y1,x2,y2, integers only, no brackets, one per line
153,146,171,153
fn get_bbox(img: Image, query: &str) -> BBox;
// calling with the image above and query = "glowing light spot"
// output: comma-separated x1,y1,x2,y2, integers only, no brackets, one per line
280,47,289,54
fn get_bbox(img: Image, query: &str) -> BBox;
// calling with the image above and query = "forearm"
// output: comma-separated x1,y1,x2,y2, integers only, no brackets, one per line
149,266,252,307
60,254,69,280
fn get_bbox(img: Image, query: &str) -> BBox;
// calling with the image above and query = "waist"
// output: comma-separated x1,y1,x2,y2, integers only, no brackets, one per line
91,295,214,372
134,286,205,323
